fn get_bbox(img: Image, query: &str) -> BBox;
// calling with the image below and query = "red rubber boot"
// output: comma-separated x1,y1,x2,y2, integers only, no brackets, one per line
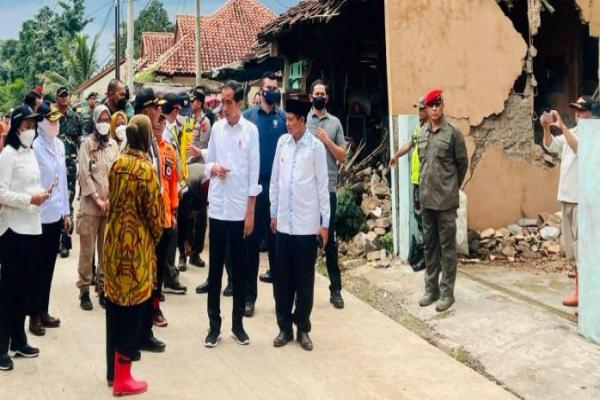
112,352,148,397
562,272,578,307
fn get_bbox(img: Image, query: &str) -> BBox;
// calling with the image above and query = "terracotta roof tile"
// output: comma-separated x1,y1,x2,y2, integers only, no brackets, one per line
141,0,277,76
139,32,175,68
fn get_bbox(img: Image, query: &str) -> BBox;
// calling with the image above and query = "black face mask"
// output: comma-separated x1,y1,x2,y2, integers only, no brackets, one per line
116,98,128,111
263,89,280,105
312,96,327,111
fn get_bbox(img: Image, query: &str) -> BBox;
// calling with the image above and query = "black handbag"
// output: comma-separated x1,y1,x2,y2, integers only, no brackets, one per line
408,235,425,272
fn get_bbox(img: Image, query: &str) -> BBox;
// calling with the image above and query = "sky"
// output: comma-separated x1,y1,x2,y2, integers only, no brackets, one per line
0,0,298,66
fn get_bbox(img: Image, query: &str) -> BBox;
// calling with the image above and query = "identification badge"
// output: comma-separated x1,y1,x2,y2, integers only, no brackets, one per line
165,165,172,177
273,120,278,128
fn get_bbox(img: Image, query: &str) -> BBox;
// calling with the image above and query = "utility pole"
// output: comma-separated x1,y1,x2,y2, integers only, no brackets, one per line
195,0,201,86
115,0,121,80
126,0,134,91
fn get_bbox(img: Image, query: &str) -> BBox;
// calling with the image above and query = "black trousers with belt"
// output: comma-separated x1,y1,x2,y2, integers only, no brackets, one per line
207,219,246,333
106,300,143,381
272,232,318,334
0,229,39,355
31,220,62,316
325,192,342,293
245,183,275,303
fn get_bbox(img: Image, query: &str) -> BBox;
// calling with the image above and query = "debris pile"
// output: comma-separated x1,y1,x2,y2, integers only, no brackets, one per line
468,212,563,262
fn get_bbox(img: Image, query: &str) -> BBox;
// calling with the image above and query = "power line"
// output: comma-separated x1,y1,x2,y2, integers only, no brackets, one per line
86,1,113,19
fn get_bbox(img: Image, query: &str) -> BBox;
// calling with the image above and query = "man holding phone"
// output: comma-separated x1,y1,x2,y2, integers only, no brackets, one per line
270,99,330,351
541,96,593,307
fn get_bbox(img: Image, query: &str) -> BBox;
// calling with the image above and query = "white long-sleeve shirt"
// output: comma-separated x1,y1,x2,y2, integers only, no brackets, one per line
544,127,578,203
270,130,330,235
33,132,70,224
205,116,261,221
0,145,43,236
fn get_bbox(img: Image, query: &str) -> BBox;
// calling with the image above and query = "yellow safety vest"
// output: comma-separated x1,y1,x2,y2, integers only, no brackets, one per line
178,117,195,186
410,125,421,185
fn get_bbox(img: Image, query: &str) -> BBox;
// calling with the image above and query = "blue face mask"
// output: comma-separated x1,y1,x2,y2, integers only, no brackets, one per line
263,89,280,105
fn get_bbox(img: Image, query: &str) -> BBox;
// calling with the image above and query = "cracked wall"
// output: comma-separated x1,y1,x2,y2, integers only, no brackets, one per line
385,0,561,229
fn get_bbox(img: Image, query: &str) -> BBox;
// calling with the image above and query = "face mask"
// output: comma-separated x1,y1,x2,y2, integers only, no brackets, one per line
115,125,126,141
96,122,110,136
39,119,60,138
19,129,35,148
117,98,128,111
176,114,186,125
263,89,280,105
312,96,327,111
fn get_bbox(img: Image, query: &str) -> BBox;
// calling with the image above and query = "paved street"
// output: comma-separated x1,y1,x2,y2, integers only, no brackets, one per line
0,238,517,400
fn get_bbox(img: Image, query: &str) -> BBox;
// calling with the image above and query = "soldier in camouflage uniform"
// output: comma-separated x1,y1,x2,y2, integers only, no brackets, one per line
56,86,84,258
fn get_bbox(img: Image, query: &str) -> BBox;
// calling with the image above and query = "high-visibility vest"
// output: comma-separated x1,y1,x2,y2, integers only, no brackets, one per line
178,116,195,185
411,125,421,185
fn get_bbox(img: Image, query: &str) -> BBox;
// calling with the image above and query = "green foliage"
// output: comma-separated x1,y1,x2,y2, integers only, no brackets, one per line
335,186,366,241
0,79,26,114
117,0,175,60
379,232,394,254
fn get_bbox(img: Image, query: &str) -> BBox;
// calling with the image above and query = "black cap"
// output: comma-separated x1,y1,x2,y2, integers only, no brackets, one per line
11,105,39,126
56,86,69,97
177,92,192,115
190,87,206,104
134,87,165,111
37,101,63,122
570,95,595,112
161,93,180,115
285,99,311,119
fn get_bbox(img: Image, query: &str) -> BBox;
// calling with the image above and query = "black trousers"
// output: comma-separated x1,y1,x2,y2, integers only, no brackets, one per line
325,192,342,292
177,191,207,258
31,221,62,316
165,227,179,283
0,230,39,355
140,228,169,342
106,300,143,381
207,219,246,332
244,183,275,303
273,232,317,333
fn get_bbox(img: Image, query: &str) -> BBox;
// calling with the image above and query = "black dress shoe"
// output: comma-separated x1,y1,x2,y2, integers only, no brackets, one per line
273,331,293,347
131,351,141,361
29,316,46,336
60,247,70,258
297,331,313,351
98,292,107,309
330,290,345,309
41,313,60,328
259,270,273,283
223,283,233,297
189,253,205,268
140,336,166,353
80,292,93,311
196,280,209,294
244,302,255,317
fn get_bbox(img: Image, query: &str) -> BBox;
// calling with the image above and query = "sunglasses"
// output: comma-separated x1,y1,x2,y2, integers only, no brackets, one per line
427,101,443,108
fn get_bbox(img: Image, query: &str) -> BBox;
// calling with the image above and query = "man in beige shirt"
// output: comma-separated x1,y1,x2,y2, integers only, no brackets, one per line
76,105,119,311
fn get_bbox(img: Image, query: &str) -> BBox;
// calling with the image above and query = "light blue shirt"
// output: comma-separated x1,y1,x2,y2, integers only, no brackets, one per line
33,132,70,224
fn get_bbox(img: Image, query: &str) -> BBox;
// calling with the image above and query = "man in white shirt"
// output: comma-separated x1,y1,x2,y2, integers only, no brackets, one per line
204,81,260,348
270,99,330,351
541,95,593,307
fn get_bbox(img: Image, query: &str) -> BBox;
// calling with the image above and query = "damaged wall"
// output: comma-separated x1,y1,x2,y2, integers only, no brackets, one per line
384,0,563,229
575,0,599,37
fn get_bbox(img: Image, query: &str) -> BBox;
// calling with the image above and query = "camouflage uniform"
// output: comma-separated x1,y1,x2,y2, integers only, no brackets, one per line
58,108,84,214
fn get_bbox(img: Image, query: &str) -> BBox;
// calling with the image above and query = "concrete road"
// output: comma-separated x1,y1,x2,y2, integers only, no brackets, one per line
0,241,516,400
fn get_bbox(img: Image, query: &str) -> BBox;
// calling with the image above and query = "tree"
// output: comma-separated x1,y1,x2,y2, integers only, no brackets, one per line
117,0,174,60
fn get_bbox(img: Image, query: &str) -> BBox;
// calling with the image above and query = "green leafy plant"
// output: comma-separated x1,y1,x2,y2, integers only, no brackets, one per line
380,232,394,254
335,186,366,241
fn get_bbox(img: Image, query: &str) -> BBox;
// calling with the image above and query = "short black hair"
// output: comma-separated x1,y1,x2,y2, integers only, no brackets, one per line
222,80,244,102
310,79,328,95
107,79,124,94
262,71,277,81
23,91,42,109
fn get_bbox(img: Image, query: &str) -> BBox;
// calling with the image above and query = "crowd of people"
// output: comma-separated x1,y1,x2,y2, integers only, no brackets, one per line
0,72,349,396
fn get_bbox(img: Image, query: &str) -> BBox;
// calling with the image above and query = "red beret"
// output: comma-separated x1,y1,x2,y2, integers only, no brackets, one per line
33,86,44,94
424,88,443,106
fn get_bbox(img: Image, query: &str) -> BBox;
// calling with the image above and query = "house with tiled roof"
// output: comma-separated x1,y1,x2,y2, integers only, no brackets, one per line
138,0,277,85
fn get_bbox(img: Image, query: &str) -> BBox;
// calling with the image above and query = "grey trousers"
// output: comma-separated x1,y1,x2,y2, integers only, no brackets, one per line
422,207,457,299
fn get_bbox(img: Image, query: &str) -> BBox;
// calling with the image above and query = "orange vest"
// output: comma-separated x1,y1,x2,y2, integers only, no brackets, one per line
157,138,179,228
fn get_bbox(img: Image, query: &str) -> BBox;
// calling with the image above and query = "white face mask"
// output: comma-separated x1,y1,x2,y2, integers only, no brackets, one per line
39,119,59,138
96,122,110,136
19,129,35,148
115,125,126,141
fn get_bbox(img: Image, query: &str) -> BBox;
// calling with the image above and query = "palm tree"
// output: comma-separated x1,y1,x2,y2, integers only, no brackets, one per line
38,33,99,93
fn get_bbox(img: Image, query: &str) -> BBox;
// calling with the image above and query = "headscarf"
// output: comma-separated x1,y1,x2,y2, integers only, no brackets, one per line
126,114,152,154
93,104,111,144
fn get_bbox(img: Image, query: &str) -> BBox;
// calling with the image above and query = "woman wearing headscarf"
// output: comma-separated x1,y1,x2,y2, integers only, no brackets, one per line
104,115,164,396
76,105,119,311
110,110,128,152
0,105,49,371
29,102,70,336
